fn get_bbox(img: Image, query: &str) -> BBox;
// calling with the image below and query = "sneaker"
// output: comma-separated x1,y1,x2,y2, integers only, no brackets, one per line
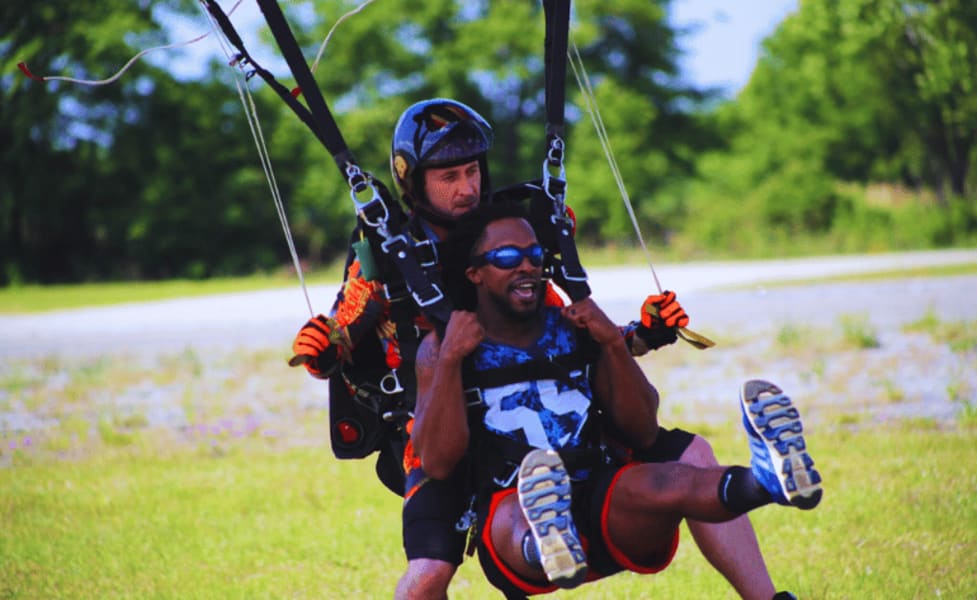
740,380,822,510
517,448,588,588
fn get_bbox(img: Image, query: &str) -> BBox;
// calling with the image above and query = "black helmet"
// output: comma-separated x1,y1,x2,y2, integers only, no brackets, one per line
390,98,493,209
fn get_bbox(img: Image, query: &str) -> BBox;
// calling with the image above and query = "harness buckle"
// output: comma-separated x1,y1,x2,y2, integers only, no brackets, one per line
454,495,477,533
492,462,520,488
560,263,588,283
413,238,439,268
412,284,445,308
380,233,410,258
379,369,404,395
382,409,413,422
463,387,484,407
383,281,410,302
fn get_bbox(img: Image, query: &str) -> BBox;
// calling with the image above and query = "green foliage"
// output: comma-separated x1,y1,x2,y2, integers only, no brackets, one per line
4,0,977,284
838,313,881,349
905,310,977,355
679,0,977,256
2,0,720,282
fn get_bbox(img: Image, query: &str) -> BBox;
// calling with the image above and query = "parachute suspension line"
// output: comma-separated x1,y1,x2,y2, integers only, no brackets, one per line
567,41,663,295
17,1,244,86
199,1,315,317
569,42,715,350
310,0,377,76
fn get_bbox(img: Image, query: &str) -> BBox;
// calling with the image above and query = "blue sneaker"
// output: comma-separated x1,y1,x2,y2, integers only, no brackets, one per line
517,449,588,588
740,380,822,510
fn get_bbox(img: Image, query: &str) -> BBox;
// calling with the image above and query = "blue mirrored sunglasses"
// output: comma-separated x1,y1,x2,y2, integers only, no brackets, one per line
472,244,545,269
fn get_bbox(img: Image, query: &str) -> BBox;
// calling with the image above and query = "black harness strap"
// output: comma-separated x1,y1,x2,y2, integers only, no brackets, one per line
254,0,355,172
460,323,606,495
257,0,453,327
543,0,571,143
202,0,336,157
461,351,593,396
205,0,454,329
541,0,591,302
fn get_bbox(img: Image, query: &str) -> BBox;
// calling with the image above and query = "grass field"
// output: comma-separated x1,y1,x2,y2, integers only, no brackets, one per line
2,416,975,598
2,265,976,598
2,337,976,598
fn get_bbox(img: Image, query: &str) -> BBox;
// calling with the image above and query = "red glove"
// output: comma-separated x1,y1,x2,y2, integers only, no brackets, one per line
640,290,689,329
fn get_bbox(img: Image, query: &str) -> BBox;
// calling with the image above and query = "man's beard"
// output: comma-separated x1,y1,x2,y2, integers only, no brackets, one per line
416,194,479,227
486,283,544,324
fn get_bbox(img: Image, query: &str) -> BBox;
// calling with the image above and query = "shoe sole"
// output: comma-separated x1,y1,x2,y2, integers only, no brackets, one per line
741,380,823,510
517,449,588,588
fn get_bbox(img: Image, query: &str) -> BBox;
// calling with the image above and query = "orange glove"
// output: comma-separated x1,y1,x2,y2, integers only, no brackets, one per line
634,290,688,351
334,276,385,329
333,276,386,350
289,314,343,372
640,290,689,329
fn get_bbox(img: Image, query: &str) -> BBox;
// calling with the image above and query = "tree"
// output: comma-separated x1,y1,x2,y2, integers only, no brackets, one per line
738,0,977,200
1,0,164,283
269,0,716,246
2,0,716,282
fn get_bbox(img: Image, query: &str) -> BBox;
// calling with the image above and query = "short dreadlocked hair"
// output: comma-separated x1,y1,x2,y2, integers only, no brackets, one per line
439,200,536,311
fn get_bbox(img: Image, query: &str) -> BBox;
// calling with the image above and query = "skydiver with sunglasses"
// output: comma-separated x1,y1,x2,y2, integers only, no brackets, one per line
289,99,794,600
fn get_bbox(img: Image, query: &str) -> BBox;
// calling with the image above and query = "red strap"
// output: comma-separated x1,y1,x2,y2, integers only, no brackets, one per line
17,62,45,81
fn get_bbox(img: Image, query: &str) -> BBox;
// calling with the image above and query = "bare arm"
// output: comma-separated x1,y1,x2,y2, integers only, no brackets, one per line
562,299,659,449
412,311,485,479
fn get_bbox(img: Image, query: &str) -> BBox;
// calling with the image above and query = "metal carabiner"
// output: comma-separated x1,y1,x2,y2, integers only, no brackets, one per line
546,135,565,166
542,149,567,203
345,164,391,235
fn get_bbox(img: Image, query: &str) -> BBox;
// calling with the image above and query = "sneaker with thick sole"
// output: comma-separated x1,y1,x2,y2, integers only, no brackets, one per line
517,448,588,589
740,380,822,510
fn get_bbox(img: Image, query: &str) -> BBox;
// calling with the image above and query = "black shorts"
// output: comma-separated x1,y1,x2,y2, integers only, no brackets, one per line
401,466,469,566
475,427,694,597
634,425,695,463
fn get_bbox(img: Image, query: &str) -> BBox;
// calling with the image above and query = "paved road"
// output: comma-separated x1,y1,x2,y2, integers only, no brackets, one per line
1,248,975,431
2,248,975,359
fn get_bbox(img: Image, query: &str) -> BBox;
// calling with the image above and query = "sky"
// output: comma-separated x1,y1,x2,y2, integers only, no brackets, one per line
669,0,799,95
164,0,799,97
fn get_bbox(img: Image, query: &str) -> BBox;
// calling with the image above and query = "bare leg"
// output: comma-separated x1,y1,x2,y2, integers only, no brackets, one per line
489,494,545,581
605,460,738,565
681,435,777,600
394,559,456,600
491,441,787,599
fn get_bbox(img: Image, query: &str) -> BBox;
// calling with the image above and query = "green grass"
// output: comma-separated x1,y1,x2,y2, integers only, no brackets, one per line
0,267,346,314
3,257,976,597
2,423,975,599
2,332,975,598
906,310,977,355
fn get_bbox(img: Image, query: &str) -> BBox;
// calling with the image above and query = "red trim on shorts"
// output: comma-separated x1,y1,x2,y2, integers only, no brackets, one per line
482,489,558,596
600,462,680,574
403,477,426,501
